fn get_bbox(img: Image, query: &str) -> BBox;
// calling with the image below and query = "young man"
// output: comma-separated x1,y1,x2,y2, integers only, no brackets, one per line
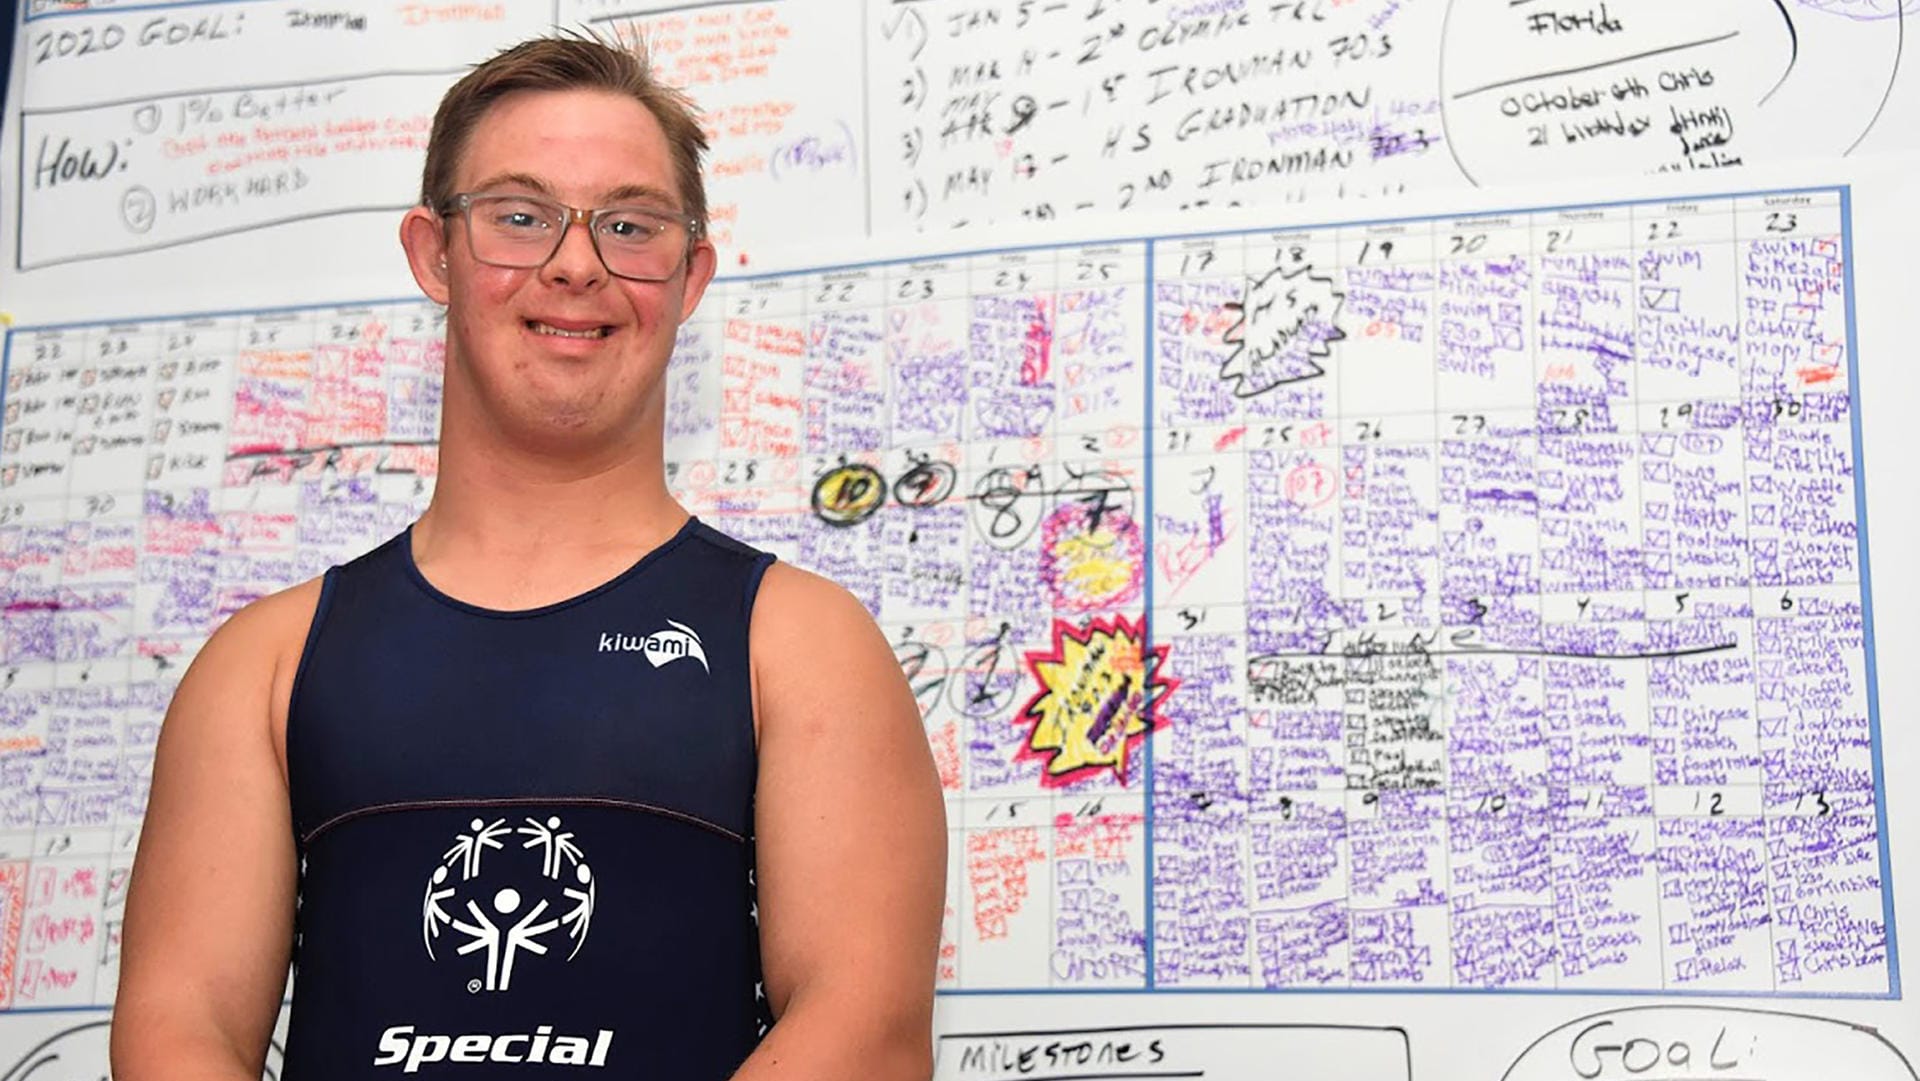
110,37,945,1080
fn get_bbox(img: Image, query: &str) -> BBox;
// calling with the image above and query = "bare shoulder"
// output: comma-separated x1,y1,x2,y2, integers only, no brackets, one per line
751,561,879,646
231,575,327,641
748,562,903,736
188,575,324,684
174,575,328,767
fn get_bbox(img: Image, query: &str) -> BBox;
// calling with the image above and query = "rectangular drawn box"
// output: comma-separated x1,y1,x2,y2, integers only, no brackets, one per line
936,1023,1412,1081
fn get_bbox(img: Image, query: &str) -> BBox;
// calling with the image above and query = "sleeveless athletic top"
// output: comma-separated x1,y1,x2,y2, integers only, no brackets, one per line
282,516,776,1078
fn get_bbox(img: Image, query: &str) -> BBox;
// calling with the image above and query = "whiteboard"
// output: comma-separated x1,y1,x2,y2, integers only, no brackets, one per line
2,156,1918,1078
3,1,1920,1079
2,0,1916,320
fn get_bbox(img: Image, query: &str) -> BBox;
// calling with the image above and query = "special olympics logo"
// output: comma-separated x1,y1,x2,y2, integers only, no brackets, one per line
421,815,597,993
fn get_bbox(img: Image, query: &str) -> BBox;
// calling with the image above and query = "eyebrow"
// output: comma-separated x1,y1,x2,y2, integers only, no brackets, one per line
466,173,679,208
467,172,553,196
600,182,680,207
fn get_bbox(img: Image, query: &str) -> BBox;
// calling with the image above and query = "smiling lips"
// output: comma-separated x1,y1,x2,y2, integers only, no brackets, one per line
527,318,613,339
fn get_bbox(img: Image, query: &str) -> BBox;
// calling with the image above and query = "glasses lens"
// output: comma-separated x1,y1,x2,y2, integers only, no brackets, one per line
466,195,563,268
594,208,686,281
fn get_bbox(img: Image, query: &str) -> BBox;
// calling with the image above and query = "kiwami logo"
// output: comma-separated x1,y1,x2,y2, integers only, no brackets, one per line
421,815,596,992
374,1024,612,1073
598,620,709,673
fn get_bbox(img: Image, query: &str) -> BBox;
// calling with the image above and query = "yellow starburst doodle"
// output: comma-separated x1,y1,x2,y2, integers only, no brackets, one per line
1016,615,1176,787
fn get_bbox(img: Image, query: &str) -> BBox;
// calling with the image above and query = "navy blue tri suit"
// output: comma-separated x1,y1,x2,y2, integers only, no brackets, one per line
282,516,776,1077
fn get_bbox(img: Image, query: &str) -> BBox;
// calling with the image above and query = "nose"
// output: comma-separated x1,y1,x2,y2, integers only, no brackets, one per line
540,216,606,289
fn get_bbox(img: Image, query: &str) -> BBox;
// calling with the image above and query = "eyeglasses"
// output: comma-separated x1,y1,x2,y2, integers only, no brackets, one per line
440,192,698,282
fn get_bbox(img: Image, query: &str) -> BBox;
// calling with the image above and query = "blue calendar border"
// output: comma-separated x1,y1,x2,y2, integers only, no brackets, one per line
0,181,1897,1005
1842,185,1898,998
1141,239,1157,990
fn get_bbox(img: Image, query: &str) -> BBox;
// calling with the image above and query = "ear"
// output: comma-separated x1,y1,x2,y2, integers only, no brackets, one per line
677,237,718,322
400,206,452,306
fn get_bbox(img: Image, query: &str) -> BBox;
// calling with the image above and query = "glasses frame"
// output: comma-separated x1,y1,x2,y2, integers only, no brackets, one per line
439,191,701,283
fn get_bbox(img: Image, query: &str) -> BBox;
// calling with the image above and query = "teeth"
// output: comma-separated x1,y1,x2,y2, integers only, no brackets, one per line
529,322,607,339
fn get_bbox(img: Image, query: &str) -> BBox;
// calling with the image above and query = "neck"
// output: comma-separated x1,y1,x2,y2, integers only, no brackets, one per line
414,406,686,570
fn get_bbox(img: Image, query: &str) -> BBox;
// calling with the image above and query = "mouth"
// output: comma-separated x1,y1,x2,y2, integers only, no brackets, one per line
525,319,615,340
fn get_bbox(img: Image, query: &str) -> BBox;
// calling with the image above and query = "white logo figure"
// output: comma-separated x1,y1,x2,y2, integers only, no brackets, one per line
421,815,597,991
443,816,510,880
596,620,710,673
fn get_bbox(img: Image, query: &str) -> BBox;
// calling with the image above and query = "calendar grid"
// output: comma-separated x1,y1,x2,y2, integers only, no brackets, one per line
0,183,1893,1007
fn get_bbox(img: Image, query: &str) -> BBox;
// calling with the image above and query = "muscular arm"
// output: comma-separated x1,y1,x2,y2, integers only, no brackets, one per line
733,565,946,1081
110,584,317,1079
